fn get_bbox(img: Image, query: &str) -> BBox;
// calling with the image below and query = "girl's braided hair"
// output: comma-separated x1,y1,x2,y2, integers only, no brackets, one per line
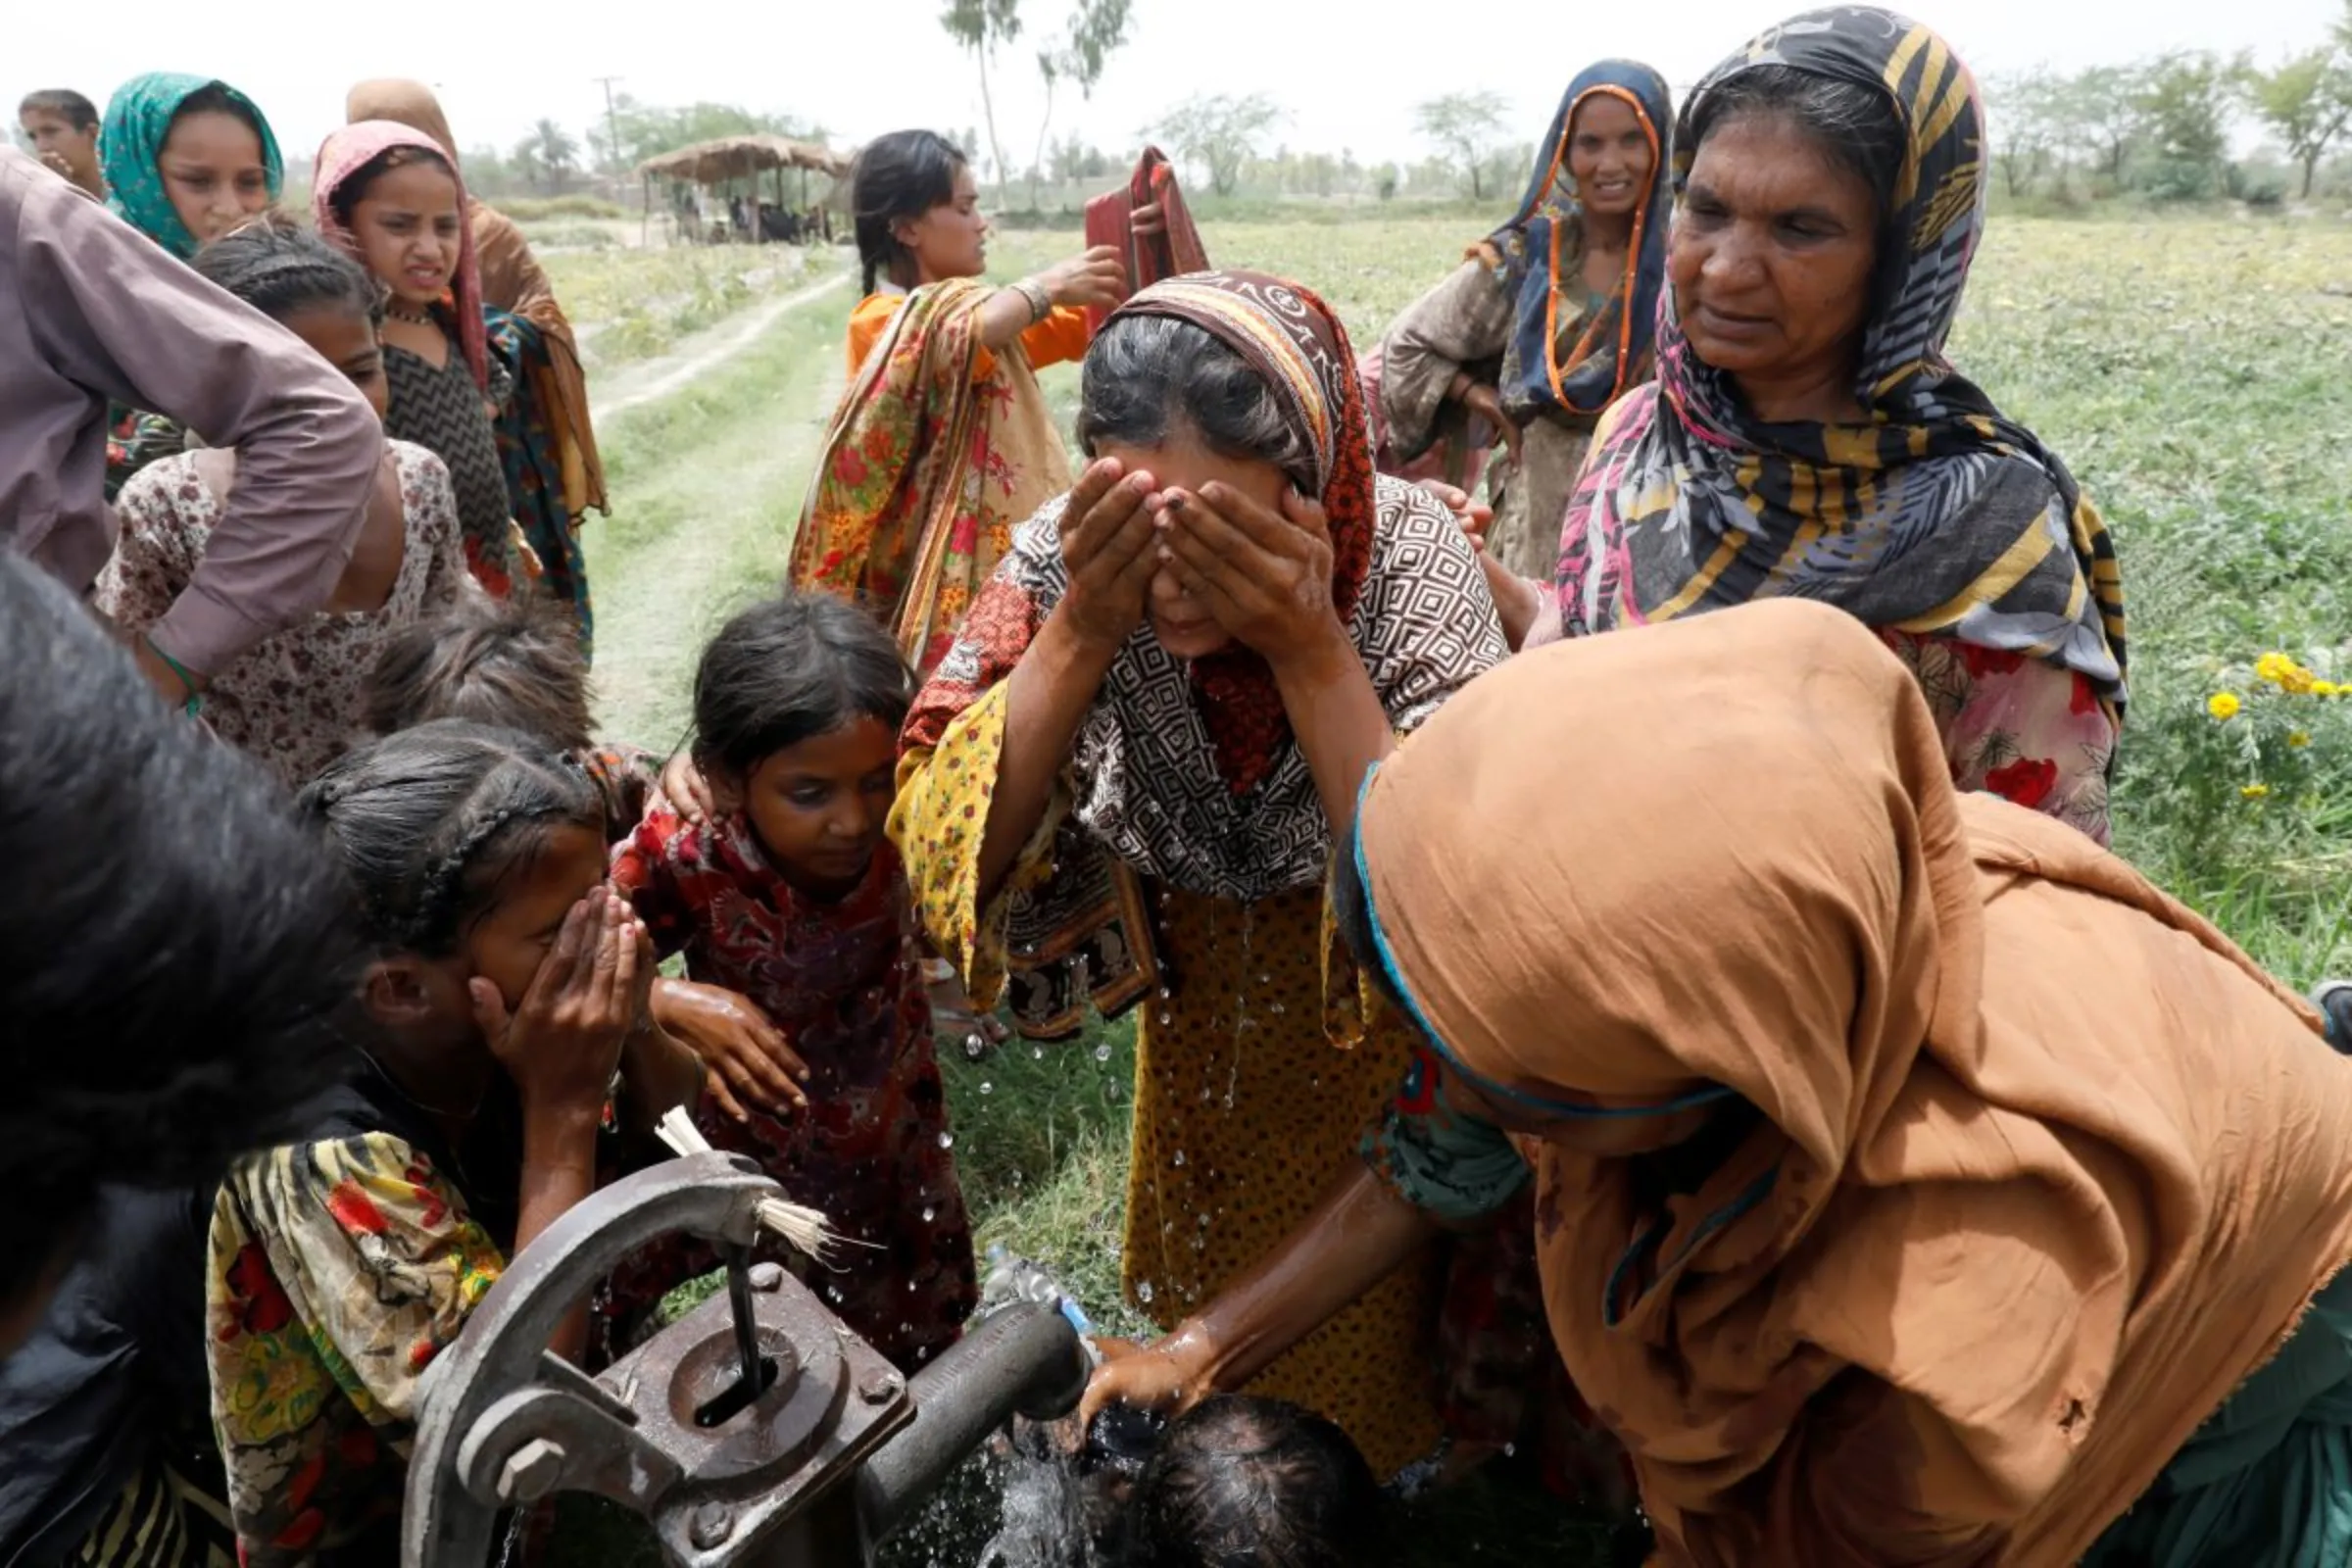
193,210,383,325
298,719,601,956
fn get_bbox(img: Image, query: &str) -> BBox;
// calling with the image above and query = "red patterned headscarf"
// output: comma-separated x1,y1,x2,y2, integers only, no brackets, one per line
1090,270,1378,791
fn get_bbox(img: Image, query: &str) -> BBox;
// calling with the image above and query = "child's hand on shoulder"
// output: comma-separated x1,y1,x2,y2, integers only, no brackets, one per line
652,979,810,1122
470,886,641,1123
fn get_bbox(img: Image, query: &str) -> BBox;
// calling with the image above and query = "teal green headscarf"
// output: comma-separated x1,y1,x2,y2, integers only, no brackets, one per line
101,73,283,259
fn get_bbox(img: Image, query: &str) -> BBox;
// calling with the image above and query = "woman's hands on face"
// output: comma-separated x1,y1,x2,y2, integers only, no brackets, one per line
472,886,643,1124
1153,482,1347,670
1057,457,1165,655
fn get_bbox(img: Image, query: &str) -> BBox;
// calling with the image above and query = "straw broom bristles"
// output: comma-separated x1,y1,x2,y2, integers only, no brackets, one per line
656,1106,845,1262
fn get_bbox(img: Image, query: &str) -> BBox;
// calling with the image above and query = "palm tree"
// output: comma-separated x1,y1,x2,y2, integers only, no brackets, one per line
530,119,580,193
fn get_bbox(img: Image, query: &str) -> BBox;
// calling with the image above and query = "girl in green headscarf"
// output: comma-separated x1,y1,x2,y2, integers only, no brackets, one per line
100,73,280,261
97,74,284,497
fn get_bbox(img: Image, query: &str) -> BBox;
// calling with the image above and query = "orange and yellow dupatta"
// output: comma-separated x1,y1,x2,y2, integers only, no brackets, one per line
793,279,1073,672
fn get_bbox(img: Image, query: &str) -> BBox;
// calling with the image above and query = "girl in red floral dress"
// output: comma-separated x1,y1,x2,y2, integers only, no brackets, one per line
602,593,977,1370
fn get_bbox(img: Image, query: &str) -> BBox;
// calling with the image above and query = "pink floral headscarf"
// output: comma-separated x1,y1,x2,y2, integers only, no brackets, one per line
314,119,487,390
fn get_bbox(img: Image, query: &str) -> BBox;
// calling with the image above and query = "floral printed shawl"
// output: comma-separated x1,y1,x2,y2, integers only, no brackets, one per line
1556,7,2128,724
100,74,283,260
1486,61,1673,424
793,278,1073,673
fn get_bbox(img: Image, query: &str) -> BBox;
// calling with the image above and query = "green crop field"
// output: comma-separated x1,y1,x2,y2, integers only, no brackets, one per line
563,213,2352,1565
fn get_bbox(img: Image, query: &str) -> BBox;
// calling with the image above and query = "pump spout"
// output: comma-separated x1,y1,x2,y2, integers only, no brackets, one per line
855,1303,1091,1547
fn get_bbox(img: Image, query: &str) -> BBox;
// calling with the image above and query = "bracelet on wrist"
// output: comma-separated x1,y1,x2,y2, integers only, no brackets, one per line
144,636,204,717
1014,278,1053,324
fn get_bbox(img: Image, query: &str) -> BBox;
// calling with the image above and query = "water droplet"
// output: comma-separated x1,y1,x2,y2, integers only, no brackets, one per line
1155,1010,1173,1026
1268,1001,1286,1015
938,1132,955,1149
1095,1043,1112,1062
922,1205,936,1222
1137,1280,1154,1303
979,1080,993,1095
1172,1150,1187,1167
1258,972,1272,986
1032,1047,1045,1060
961,1032,987,1060
1105,1080,1124,1101
1503,1443,1517,1457
1157,986,1172,1000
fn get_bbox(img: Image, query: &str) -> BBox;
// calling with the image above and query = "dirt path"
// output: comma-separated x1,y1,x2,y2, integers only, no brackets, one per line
593,270,851,421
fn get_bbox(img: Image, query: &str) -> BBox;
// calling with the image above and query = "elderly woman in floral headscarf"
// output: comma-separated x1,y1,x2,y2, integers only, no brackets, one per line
892,270,1507,1476
1480,6,2129,847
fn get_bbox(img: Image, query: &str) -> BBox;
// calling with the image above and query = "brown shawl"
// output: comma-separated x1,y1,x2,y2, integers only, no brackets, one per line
345,78,607,515
1352,597,2352,1566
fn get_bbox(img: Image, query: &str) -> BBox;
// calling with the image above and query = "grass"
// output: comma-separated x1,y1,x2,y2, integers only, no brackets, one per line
544,243,829,372
560,215,2352,1563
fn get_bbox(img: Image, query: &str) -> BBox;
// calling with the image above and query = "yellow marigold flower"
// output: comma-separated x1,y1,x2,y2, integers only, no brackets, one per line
2290,731,2313,748
2257,653,2294,684
2208,692,2242,720
2242,783,2272,799
2317,681,2341,697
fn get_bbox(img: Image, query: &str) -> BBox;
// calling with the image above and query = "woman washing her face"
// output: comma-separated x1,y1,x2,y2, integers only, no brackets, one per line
891,270,1507,1477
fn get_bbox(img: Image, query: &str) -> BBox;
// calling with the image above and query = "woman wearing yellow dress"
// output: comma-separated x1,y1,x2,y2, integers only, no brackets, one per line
891,270,1507,1475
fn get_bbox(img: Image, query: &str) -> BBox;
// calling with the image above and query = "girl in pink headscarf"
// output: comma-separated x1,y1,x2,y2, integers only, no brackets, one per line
316,120,522,596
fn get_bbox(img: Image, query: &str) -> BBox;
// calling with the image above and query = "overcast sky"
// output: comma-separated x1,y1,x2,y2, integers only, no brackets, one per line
11,0,2339,174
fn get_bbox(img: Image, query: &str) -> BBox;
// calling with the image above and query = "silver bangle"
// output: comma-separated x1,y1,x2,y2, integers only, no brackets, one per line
1014,278,1053,324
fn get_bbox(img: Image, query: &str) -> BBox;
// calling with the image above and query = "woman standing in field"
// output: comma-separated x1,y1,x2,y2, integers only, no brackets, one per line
793,129,1144,674
891,271,1507,1476
346,79,609,652
316,120,523,597
1361,62,1671,584
96,73,283,493
1486,6,2128,843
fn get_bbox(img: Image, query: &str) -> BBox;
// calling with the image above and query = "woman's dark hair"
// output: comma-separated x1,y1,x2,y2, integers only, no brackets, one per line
1078,316,1318,493
1122,1396,1383,1568
691,592,912,782
19,88,98,130
194,211,382,326
0,554,362,1317
328,144,458,233
1686,65,1907,224
298,720,601,957
169,81,267,143
364,596,595,756
852,128,967,294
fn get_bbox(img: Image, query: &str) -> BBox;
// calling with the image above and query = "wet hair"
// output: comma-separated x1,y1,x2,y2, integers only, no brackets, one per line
852,128,967,294
1078,315,1317,493
0,553,363,1317
167,82,268,146
691,592,912,783
1685,64,1907,225
193,211,382,327
1122,1396,1383,1568
19,89,98,131
364,596,595,756
298,720,601,957
327,143,458,233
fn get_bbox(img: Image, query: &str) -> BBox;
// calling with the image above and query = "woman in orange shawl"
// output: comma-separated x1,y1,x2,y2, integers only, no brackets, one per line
797,129,1168,674
347,79,607,648
1086,597,2352,1566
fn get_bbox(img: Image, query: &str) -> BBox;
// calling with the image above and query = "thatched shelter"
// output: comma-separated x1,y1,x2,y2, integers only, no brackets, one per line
636,134,853,244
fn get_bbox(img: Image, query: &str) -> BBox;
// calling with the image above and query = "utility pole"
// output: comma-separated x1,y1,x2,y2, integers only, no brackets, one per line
593,75,624,177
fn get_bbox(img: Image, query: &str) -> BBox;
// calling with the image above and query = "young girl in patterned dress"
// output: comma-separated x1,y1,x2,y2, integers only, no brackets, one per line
315,121,522,597
600,593,978,1372
98,215,475,793
204,722,704,1564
